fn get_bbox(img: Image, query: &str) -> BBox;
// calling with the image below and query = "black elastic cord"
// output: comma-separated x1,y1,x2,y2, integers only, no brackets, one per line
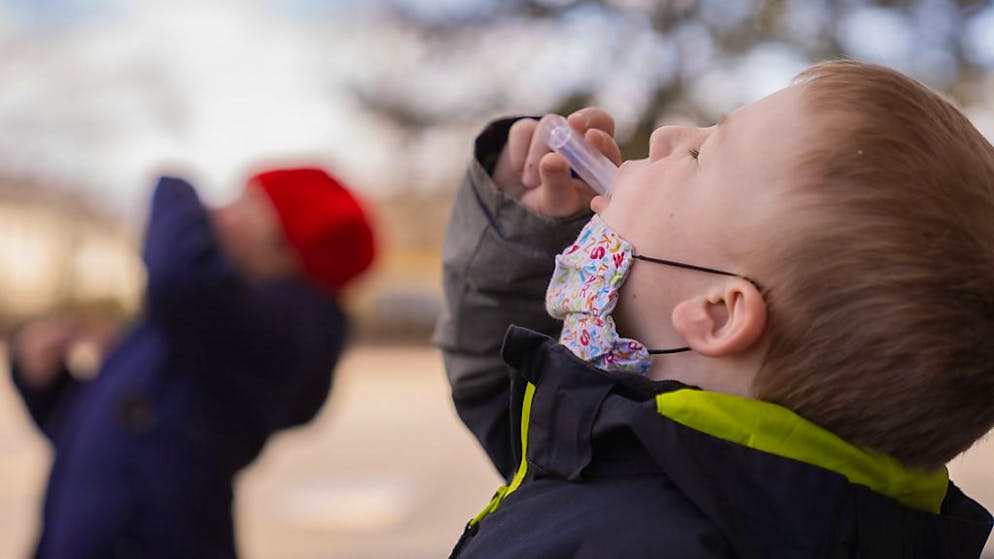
647,347,691,355
632,254,764,293
632,254,738,278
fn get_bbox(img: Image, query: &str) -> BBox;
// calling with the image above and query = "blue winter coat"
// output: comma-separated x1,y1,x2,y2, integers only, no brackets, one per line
12,177,347,559
449,327,994,558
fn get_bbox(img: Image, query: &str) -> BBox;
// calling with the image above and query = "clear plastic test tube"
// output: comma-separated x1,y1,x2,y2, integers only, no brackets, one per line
538,114,618,196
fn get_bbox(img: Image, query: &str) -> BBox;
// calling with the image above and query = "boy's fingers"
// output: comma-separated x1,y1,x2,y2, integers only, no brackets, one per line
568,107,615,138
531,154,572,212
528,153,594,216
586,128,622,166
493,118,538,196
519,108,617,206
538,152,573,192
523,114,563,188
506,118,538,176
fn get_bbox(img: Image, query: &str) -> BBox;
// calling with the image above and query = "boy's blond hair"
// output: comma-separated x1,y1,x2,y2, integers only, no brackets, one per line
749,60,994,470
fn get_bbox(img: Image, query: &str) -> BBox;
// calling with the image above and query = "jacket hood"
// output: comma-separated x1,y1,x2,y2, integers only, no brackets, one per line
500,326,993,558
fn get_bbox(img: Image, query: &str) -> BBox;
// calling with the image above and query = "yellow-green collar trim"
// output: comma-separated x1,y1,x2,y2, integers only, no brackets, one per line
656,389,948,514
469,382,536,527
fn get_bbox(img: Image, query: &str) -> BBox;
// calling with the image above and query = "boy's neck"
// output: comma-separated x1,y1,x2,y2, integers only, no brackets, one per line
647,352,759,398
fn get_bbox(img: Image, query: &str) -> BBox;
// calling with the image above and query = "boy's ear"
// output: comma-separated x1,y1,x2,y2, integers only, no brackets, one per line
671,279,767,357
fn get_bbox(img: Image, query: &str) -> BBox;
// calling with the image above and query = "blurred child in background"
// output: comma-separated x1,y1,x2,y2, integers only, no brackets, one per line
9,167,375,558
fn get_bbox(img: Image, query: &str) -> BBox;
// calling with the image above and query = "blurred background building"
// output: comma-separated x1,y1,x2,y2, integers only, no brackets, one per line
0,173,142,333
1,0,993,558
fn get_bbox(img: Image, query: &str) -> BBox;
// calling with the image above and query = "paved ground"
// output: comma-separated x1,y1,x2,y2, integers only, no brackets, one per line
1,344,992,558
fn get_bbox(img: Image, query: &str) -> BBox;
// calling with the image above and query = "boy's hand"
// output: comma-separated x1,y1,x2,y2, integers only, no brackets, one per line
492,108,621,218
11,317,80,389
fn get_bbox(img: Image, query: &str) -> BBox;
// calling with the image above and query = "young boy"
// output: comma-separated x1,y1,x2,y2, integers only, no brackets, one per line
435,60,994,557
9,167,375,558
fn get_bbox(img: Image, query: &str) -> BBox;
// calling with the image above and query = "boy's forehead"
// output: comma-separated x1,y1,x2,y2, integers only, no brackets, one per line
723,85,810,171
714,84,811,247
730,85,804,135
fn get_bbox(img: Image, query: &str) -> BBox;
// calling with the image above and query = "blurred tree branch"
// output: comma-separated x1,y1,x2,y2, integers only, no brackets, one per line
345,0,992,186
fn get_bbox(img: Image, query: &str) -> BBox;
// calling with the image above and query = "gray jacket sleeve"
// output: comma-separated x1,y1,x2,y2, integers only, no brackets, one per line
433,117,590,477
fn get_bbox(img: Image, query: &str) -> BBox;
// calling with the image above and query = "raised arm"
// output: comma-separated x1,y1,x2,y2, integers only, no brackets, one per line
434,110,619,478
143,177,349,426
143,177,321,348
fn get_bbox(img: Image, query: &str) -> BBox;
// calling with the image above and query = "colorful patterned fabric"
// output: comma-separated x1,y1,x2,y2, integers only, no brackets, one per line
545,215,652,375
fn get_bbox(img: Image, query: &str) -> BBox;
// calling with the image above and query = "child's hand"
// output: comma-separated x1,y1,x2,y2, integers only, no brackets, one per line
11,317,80,388
493,108,621,218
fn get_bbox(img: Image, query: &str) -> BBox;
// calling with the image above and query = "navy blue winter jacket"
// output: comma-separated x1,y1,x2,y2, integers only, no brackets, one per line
449,327,993,558
12,177,347,559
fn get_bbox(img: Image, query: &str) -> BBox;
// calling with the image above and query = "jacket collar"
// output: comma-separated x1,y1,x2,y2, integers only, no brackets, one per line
500,325,685,482
654,389,948,513
500,325,993,557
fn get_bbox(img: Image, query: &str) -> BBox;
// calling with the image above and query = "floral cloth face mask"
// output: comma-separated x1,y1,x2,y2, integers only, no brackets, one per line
545,214,760,375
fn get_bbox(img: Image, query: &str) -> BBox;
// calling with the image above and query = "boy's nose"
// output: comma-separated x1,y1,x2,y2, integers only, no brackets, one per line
648,125,700,161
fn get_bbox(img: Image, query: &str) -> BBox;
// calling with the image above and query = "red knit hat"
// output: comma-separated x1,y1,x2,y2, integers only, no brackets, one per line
250,167,375,294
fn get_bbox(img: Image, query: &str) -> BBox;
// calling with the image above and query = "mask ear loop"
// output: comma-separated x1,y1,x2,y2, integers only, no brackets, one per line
631,254,765,293
632,254,766,357
647,347,691,355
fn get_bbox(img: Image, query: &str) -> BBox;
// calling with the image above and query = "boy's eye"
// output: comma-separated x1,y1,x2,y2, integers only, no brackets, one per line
689,148,700,160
